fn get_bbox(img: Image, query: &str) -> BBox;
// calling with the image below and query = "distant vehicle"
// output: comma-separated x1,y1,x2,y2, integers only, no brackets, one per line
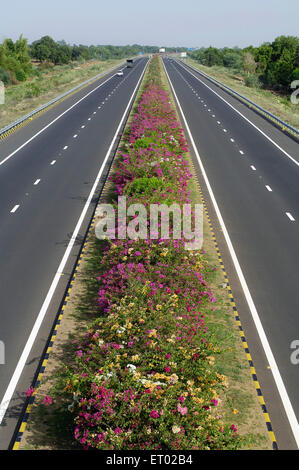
116,70,124,76
126,59,134,68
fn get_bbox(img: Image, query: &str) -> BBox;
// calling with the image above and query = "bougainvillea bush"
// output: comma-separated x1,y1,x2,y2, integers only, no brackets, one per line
62,56,243,450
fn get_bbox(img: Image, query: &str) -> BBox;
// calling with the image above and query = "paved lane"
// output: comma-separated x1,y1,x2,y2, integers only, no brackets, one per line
0,57,148,449
163,57,299,449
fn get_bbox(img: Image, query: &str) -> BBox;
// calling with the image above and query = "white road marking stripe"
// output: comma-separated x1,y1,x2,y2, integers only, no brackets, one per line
251,165,256,171
63,146,68,150
73,134,78,138
10,205,20,213
163,58,299,448
265,185,272,192
33,179,41,185
286,212,295,221
50,160,56,165
239,150,244,155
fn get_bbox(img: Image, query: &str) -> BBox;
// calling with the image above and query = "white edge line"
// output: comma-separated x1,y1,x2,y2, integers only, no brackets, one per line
0,71,122,167
177,60,299,169
162,58,299,447
0,59,148,425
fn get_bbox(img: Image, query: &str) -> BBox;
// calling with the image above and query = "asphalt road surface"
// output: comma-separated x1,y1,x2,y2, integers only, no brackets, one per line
0,57,148,449
163,57,299,449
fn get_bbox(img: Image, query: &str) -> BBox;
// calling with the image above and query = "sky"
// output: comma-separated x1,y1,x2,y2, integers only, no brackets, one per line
1,0,298,48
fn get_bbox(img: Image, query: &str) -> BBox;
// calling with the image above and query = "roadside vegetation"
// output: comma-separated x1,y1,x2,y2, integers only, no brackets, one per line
19,55,272,451
187,35,299,130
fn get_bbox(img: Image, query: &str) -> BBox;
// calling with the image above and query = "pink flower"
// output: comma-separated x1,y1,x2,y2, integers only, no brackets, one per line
231,424,237,432
114,427,122,434
177,403,188,415
42,395,53,406
25,386,34,397
164,366,171,373
149,410,160,419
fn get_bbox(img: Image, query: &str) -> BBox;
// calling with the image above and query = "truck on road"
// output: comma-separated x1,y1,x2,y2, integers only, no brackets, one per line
126,59,134,68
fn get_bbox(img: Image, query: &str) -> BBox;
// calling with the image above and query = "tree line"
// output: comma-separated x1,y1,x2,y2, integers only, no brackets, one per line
189,36,299,93
0,35,185,85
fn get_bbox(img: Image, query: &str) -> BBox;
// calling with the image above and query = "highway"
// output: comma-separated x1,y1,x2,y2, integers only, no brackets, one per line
0,56,148,449
163,57,299,449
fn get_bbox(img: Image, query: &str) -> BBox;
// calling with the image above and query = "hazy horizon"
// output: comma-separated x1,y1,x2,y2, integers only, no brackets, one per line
1,0,298,49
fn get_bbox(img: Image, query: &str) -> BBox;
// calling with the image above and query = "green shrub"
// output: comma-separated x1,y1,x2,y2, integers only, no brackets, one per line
124,176,168,196
244,73,262,88
14,68,27,82
0,67,11,84
24,82,41,98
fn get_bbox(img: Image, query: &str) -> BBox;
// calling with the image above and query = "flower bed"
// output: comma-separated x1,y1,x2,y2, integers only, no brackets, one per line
62,56,243,450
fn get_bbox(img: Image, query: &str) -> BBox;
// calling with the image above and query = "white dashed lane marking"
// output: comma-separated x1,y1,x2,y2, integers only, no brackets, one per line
10,205,20,213
286,212,295,222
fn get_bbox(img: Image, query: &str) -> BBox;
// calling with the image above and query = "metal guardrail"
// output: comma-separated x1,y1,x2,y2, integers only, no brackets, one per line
177,59,299,141
0,60,128,138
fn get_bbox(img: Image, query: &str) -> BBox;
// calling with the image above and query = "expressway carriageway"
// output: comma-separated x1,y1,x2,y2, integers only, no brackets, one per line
162,57,299,449
0,56,148,449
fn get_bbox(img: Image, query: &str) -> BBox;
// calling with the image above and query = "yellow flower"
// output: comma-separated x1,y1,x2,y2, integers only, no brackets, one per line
148,329,157,338
172,425,180,434
233,409,239,414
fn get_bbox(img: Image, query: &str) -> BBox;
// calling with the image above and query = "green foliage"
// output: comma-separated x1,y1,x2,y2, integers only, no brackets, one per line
189,35,299,94
124,176,171,197
0,35,32,83
244,73,262,88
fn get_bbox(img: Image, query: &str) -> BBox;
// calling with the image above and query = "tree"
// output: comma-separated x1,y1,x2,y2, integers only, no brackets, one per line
243,52,256,75
202,47,223,66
